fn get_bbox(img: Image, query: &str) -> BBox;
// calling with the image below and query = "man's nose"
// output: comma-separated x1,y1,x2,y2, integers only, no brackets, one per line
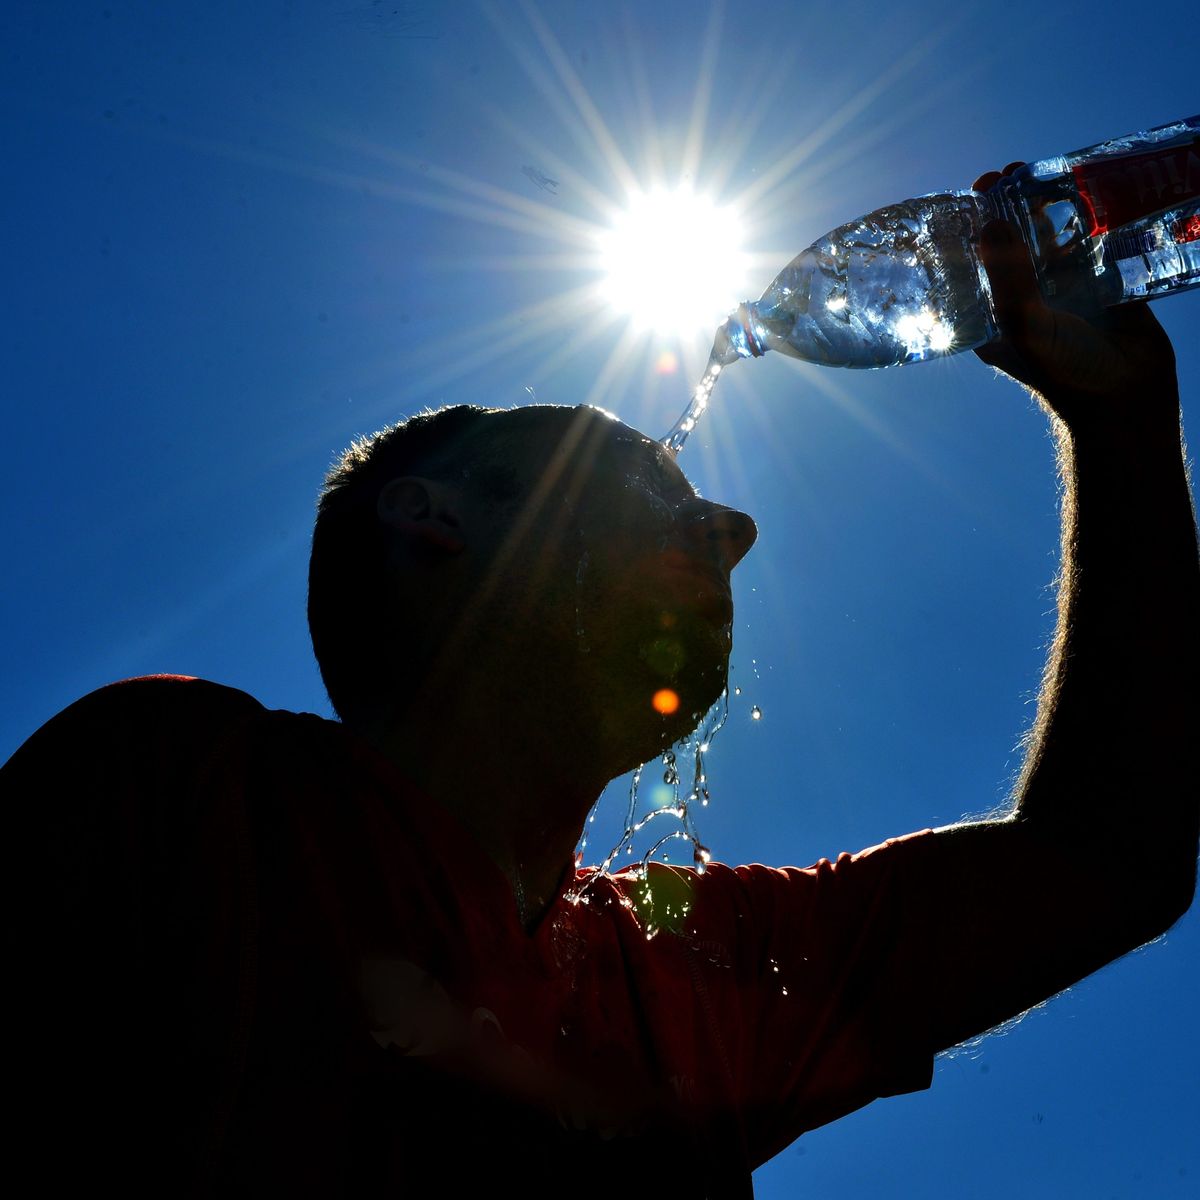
685,502,758,571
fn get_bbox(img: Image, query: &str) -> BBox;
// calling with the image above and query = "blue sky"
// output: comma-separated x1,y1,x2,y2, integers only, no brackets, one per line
2,1,1196,1195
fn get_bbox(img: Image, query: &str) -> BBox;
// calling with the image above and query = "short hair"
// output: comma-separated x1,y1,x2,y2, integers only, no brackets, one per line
307,404,508,721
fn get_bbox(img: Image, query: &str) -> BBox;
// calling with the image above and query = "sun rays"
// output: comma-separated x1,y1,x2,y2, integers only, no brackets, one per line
77,0,968,475
130,0,960,482
318,0,799,439
314,0,959,448
110,0,957,467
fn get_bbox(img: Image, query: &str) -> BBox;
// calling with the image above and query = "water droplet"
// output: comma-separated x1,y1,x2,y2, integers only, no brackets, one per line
734,686,742,696
693,845,711,873
750,705,762,721
663,768,678,785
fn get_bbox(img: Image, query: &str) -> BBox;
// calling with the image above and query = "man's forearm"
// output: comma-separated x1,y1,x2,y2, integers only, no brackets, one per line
1014,399,1199,926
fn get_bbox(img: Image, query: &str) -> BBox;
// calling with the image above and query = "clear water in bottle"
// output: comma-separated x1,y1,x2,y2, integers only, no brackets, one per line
745,190,995,369
660,193,994,451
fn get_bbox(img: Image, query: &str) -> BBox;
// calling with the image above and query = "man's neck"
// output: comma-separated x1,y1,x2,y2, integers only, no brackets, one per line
351,700,610,930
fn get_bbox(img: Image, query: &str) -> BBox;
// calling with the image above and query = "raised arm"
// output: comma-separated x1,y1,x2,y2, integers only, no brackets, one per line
922,172,1200,1052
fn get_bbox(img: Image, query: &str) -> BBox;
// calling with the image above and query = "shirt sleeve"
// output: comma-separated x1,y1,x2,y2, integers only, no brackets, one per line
4,676,264,1193
678,829,943,1167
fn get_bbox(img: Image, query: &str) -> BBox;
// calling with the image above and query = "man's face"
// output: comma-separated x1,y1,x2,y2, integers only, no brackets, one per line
470,406,757,759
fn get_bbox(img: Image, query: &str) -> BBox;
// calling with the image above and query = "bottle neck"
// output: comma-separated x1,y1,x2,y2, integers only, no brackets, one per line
731,303,767,358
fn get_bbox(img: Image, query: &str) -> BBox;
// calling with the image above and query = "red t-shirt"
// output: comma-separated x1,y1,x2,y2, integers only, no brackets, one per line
6,676,943,1197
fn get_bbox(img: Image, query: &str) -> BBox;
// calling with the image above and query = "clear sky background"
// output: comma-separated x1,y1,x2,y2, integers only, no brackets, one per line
2,2,1196,1195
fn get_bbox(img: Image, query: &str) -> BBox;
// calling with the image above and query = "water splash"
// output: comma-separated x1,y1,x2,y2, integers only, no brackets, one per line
572,687,730,902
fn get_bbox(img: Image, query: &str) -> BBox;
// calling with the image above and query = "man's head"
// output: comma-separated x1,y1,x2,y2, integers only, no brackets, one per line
309,404,756,769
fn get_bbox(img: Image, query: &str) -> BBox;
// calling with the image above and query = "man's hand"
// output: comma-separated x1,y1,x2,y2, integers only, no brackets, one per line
971,165,1178,433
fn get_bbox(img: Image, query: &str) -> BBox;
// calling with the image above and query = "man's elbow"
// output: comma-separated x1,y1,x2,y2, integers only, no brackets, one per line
1161,865,1196,931
1131,857,1196,948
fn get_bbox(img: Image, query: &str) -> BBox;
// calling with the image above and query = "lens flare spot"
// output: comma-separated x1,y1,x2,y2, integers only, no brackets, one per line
649,784,675,809
654,350,679,375
652,688,681,715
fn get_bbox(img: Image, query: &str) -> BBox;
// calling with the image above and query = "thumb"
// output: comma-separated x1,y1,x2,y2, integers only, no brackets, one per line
978,219,1050,351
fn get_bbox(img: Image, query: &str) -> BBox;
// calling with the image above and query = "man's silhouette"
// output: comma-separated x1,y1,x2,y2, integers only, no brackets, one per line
6,186,1197,1196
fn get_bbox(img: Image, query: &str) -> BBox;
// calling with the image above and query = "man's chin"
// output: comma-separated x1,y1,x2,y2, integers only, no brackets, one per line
581,618,731,764
644,654,730,745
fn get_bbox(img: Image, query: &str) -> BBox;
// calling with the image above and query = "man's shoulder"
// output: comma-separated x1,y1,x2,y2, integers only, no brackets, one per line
3,676,344,839
76,673,267,720
4,675,278,776
89,674,263,740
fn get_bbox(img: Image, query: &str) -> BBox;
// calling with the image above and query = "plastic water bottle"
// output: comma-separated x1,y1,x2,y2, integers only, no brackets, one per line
662,115,1197,451
732,114,1198,369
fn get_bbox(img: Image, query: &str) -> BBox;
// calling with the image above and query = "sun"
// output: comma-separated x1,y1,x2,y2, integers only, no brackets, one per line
596,187,750,340
308,1,901,428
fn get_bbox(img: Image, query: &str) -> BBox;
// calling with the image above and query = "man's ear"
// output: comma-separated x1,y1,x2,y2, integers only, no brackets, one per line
376,477,467,555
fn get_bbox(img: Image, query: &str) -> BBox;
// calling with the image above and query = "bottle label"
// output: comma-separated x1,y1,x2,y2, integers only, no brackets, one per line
1072,136,1200,236
1173,213,1200,244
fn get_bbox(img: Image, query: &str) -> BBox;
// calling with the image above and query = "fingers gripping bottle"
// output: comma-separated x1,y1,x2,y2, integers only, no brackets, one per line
664,115,1197,451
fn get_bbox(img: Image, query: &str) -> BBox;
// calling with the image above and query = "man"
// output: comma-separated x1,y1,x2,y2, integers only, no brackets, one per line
6,187,1197,1196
